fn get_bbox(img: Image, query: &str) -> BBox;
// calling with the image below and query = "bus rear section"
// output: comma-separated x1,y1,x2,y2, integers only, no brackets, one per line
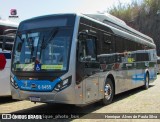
0,21,18,96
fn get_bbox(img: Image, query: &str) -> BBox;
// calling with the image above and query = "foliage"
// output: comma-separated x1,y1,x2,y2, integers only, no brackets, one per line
108,0,160,22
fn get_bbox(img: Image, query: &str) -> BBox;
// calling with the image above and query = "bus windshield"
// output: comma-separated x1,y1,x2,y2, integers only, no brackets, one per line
12,27,72,72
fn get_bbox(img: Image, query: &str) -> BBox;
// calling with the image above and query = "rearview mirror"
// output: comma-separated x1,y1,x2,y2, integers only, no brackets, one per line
78,30,89,40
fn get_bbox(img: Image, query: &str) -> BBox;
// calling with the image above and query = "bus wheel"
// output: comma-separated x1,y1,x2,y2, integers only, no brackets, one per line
144,73,149,90
101,78,114,105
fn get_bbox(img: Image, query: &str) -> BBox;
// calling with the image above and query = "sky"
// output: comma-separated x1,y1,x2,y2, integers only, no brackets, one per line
0,0,133,23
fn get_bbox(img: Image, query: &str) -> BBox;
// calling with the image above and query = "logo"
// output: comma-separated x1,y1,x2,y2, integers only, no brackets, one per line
9,9,19,19
2,114,11,119
35,64,41,71
31,83,37,88
0,54,6,70
10,9,17,15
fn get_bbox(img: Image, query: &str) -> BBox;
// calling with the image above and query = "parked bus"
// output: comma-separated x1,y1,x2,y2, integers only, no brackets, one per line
0,20,18,96
10,13,157,105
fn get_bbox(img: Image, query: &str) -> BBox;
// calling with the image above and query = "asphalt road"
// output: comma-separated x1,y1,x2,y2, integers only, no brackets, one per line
0,75,160,122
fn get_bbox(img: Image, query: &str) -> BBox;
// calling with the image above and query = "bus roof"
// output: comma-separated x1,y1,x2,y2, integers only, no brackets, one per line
83,13,154,44
17,13,155,47
20,13,76,23
0,20,18,27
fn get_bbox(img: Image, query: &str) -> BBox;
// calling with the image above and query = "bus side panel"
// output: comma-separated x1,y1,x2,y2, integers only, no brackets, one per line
0,58,11,96
134,50,148,88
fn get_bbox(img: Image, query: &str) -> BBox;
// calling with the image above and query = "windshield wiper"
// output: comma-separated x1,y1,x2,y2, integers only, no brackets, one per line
41,28,58,49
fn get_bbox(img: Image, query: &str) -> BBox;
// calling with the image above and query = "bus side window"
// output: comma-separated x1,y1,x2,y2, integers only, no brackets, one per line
103,34,112,53
2,29,17,51
2,39,13,51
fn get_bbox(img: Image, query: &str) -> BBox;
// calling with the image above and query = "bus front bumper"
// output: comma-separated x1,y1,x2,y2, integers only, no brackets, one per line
11,85,76,104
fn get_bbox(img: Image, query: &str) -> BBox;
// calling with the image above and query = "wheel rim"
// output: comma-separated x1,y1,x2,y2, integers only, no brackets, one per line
104,84,112,100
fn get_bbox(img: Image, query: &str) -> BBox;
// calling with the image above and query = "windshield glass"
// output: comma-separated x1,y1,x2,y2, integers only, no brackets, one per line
12,28,72,72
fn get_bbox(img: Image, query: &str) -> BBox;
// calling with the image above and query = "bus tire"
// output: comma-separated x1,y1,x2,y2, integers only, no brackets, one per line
101,78,114,105
144,73,149,90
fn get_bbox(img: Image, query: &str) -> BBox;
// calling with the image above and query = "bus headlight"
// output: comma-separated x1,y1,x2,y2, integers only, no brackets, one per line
10,77,18,89
54,76,72,91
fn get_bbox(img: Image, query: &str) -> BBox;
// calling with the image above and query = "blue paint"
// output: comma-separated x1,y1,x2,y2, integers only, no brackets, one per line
14,76,61,92
132,71,156,82
0,53,11,59
132,73,145,82
132,77,144,81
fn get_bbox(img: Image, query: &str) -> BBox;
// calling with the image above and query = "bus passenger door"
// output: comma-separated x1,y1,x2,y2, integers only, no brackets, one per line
77,34,100,103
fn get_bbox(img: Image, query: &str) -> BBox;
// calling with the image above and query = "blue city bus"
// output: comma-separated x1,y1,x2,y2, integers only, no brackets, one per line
10,13,157,105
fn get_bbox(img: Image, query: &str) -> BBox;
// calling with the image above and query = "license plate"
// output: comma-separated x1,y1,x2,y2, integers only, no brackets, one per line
29,97,41,102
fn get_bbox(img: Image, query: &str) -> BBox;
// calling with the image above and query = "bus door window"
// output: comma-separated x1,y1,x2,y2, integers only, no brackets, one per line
78,35,97,62
77,33,98,82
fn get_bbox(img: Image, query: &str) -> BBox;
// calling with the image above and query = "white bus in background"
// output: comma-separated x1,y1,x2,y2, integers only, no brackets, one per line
0,20,18,96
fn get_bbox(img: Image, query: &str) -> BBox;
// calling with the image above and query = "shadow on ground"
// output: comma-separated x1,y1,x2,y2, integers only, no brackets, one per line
7,84,155,121
0,96,19,105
